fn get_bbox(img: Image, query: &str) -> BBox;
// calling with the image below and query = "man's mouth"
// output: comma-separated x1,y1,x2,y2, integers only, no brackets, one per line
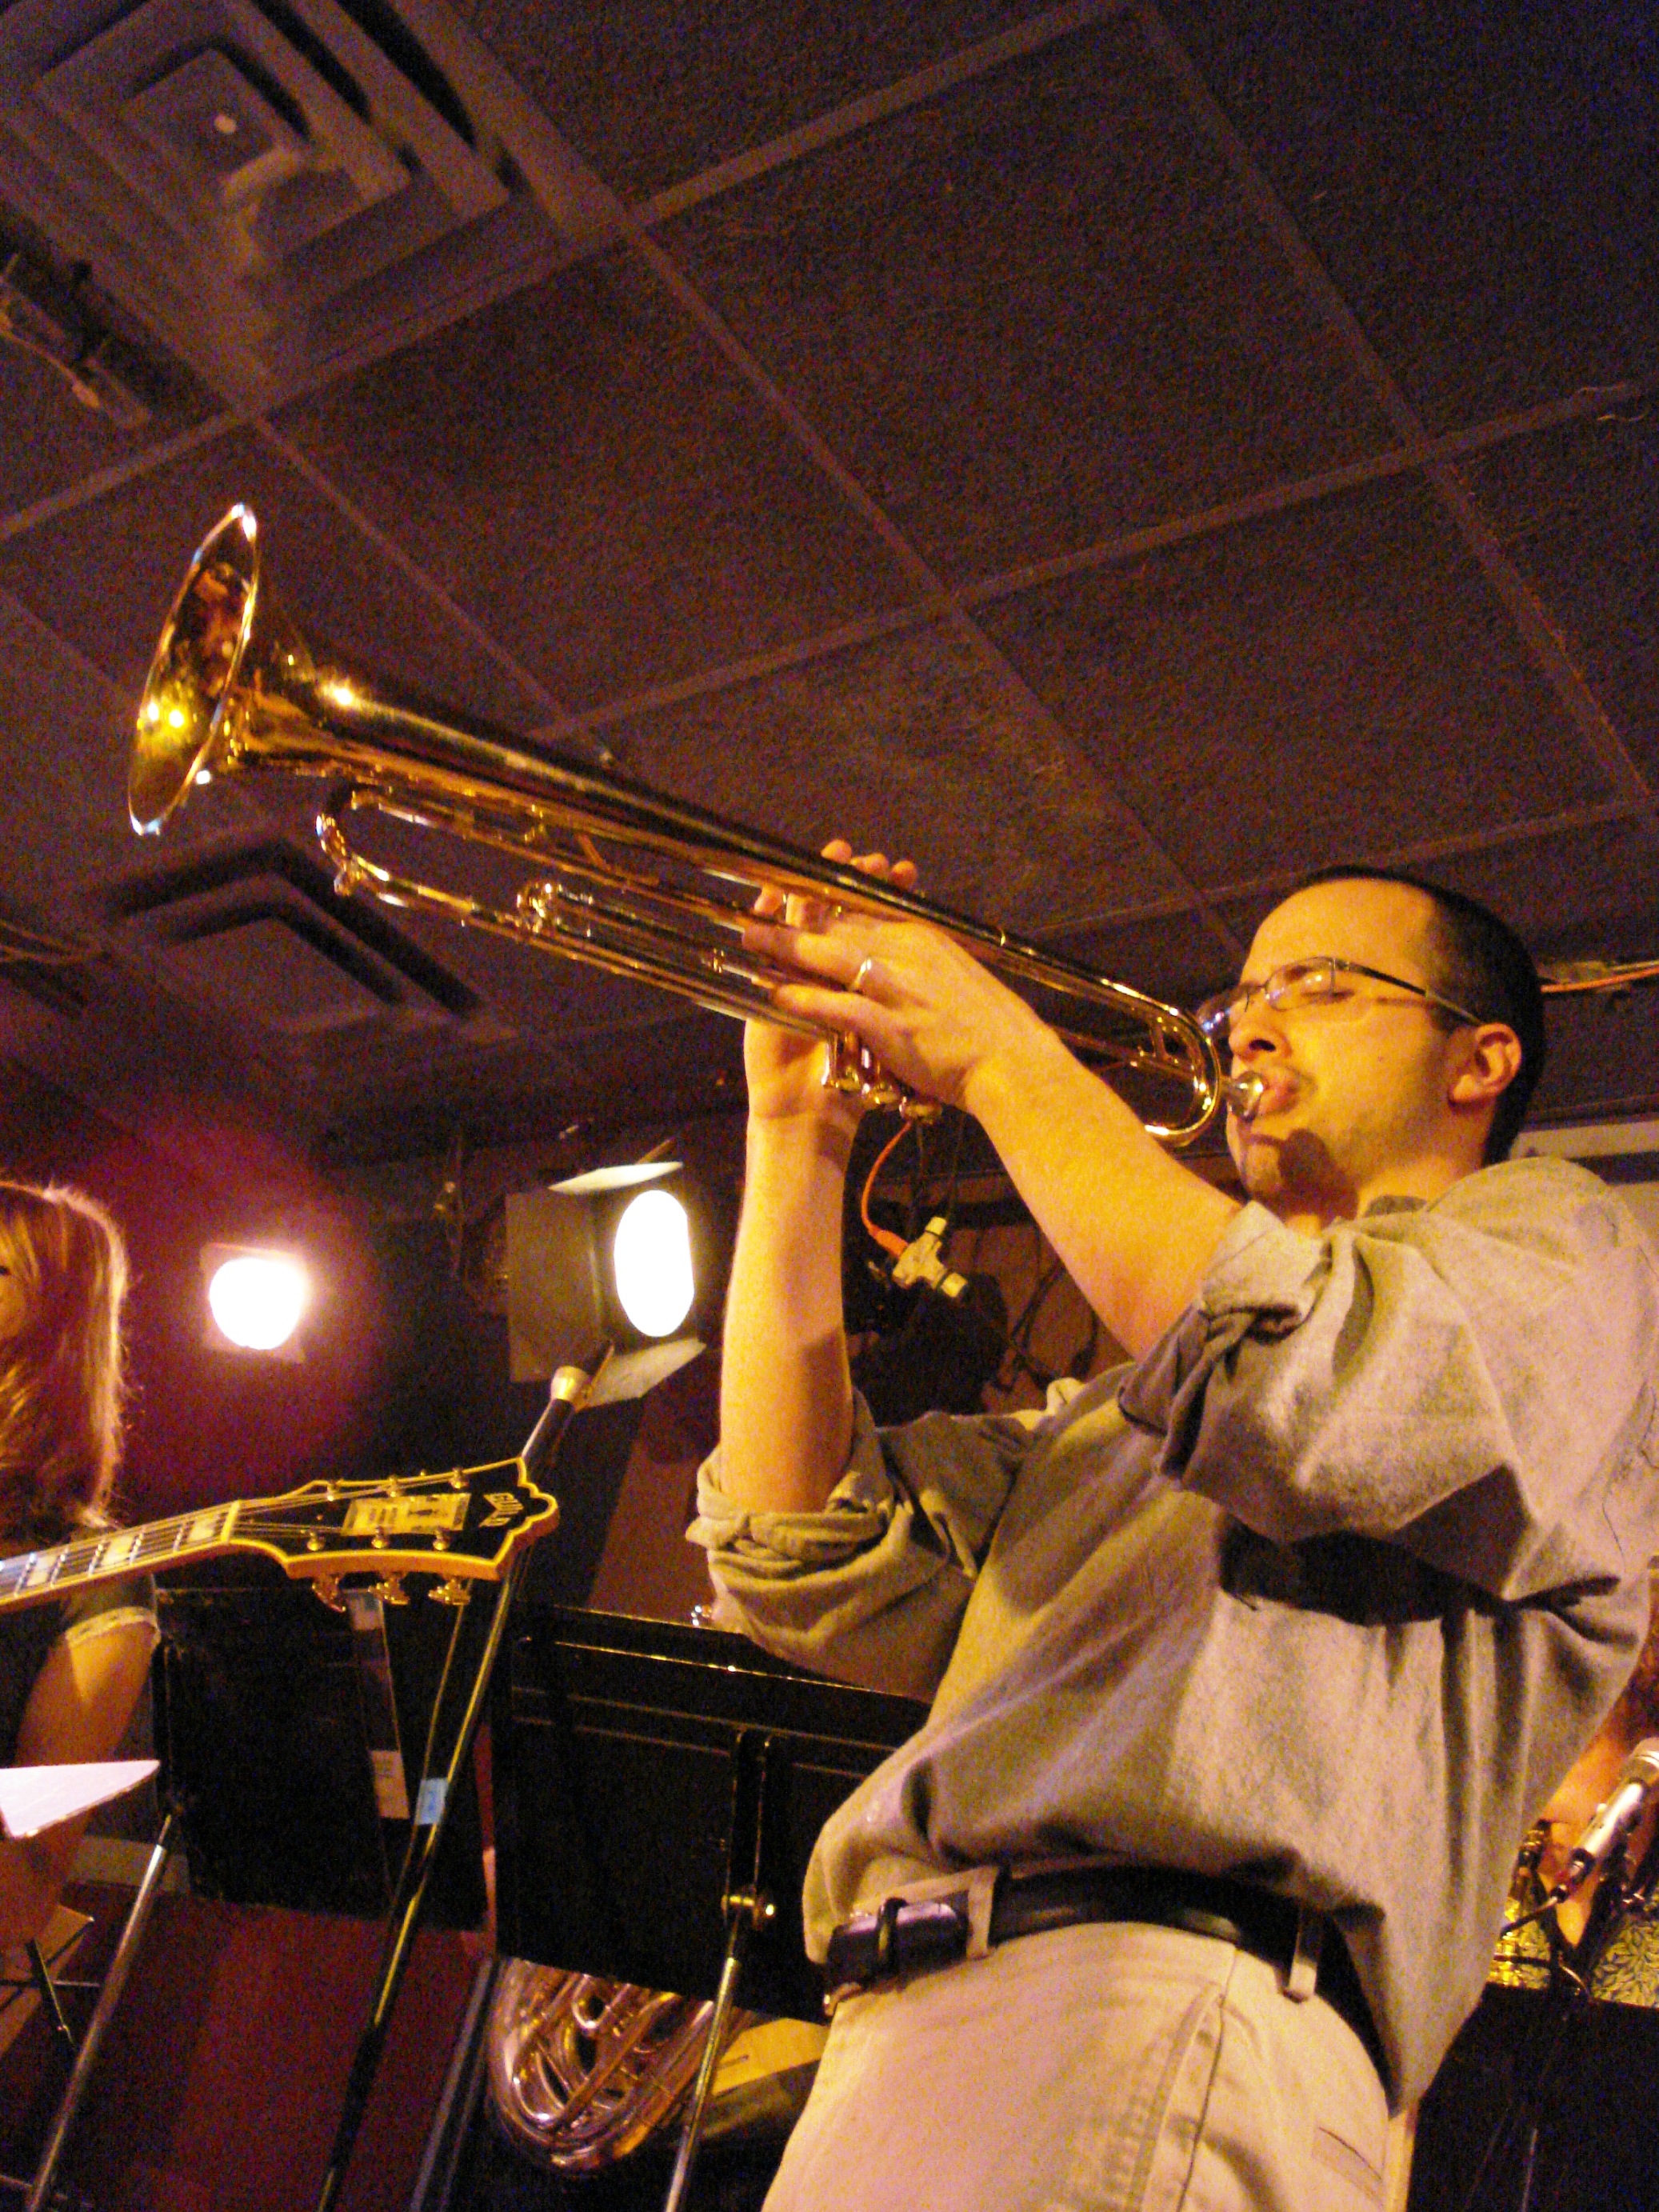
1231,1070,1298,1122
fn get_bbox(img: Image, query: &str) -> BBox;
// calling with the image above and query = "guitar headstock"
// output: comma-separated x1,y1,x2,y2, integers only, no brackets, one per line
232,1458,558,1608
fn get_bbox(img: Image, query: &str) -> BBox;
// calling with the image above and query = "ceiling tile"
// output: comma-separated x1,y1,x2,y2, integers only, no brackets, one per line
0,588,135,922
976,472,1623,888
0,425,554,727
271,250,913,707
1157,2,1659,432
662,15,1395,586
1205,818,1659,976
1461,413,1659,791
1389,822,1659,974
597,618,1185,934
447,0,1051,202
1048,901,1244,1012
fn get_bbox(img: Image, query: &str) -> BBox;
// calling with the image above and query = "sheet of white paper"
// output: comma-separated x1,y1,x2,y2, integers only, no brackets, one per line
0,1759,158,1839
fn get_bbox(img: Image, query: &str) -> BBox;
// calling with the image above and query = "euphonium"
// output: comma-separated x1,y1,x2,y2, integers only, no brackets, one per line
132,505,1252,1140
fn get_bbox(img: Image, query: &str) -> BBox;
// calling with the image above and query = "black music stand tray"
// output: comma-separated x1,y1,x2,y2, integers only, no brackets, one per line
494,1604,927,2023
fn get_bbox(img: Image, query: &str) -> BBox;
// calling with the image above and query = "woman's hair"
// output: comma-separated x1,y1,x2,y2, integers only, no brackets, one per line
0,1182,130,1543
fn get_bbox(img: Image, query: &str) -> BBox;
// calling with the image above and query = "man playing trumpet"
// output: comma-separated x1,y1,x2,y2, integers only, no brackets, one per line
691,855,1659,2211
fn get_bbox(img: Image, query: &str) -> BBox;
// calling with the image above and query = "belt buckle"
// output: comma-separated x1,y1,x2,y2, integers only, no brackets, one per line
823,1866,998,2012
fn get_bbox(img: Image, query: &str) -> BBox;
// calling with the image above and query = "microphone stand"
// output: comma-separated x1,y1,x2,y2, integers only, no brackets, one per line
311,1353,606,2212
1460,1821,1659,2212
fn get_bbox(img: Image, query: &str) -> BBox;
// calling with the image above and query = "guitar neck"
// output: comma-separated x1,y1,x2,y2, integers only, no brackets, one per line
0,1503,242,1614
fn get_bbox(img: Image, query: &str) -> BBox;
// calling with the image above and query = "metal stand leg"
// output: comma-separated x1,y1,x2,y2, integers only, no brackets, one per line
311,1357,598,2212
23,1945,74,2059
663,1732,777,2212
24,1808,182,2212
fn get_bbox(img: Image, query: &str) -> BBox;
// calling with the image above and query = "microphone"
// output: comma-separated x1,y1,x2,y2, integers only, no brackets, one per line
1557,1737,1659,1896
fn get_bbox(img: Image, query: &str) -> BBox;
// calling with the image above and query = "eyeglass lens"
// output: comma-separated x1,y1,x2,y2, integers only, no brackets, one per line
1196,958,1336,1036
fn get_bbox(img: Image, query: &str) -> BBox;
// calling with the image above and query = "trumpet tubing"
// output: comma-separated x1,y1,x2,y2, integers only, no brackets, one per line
133,504,1238,1141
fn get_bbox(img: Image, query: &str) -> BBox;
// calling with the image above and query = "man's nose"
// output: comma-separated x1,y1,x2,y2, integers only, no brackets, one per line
1228,994,1286,1061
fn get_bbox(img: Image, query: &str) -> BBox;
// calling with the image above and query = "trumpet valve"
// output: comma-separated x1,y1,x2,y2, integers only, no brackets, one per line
821,1035,941,1121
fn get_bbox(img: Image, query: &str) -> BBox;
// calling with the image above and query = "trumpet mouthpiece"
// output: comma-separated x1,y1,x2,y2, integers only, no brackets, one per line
1224,1070,1265,1118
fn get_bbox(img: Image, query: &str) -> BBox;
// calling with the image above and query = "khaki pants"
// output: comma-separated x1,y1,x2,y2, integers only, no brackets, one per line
764,1920,1389,2212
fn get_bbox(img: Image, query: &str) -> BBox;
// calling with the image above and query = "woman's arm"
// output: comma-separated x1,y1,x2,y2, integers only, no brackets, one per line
0,1614,157,1948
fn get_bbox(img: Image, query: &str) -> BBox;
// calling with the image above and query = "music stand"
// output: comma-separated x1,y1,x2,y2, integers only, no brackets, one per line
494,1604,928,2021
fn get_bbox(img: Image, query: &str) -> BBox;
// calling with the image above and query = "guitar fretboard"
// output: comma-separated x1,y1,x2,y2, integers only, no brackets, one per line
0,1502,242,1606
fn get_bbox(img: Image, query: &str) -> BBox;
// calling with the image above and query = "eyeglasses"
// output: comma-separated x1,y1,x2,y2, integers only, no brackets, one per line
1194,957,1483,1040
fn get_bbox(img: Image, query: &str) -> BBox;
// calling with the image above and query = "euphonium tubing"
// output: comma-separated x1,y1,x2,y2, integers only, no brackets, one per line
484,1967,725,2173
482,1964,825,2174
133,504,1254,1140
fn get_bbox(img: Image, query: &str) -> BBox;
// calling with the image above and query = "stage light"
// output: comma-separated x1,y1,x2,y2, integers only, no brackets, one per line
504,1160,726,1398
611,1187,694,1338
202,1242,310,1355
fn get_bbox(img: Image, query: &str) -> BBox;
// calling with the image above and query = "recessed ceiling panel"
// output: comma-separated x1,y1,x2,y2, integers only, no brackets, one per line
1461,414,1659,790
662,14,1396,586
447,0,1056,203
977,472,1625,889
594,618,1186,934
1158,1,1659,433
0,585,149,921
271,247,915,707
0,422,557,726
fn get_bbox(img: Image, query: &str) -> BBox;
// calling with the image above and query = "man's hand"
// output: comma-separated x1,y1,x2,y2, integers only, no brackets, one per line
745,878,1045,1120
745,835,1240,1358
743,839,919,1127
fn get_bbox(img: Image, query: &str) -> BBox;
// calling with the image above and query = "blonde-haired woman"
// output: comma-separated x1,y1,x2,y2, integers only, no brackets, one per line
0,1182,156,1946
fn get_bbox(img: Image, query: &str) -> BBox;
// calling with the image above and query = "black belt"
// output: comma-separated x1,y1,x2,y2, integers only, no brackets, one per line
824,1865,1386,2089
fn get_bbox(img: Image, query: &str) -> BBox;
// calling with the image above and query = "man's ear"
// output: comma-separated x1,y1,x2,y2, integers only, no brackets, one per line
1449,1023,1524,1111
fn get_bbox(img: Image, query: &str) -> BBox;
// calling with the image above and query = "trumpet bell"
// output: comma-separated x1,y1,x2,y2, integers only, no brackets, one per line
132,504,263,834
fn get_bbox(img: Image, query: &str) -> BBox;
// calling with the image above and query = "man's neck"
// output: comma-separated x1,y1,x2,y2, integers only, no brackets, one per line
1269,1154,1481,1238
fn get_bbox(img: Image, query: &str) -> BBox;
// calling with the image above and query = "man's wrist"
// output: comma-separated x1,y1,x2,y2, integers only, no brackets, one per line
960,1018,1077,1135
746,1107,857,1178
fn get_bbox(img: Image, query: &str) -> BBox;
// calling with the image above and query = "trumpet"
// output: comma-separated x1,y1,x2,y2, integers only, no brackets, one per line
132,505,1252,1141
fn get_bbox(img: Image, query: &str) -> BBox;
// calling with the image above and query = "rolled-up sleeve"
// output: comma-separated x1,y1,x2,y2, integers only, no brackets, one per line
690,1390,1062,1698
1118,1160,1659,1599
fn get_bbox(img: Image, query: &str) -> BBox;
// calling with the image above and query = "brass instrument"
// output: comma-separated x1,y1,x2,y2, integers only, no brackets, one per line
1540,957,1659,996
484,1967,727,2173
132,505,1246,1142
483,1964,824,2174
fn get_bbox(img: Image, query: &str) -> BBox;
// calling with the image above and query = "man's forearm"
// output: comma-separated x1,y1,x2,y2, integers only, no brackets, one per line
718,1114,859,1514
964,1025,1241,1358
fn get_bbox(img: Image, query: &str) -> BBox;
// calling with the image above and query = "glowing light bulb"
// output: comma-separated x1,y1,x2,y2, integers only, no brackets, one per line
208,1252,309,1350
612,1190,694,1338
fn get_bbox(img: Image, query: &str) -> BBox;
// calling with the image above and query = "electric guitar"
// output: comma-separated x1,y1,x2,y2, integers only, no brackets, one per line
0,1460,558,1615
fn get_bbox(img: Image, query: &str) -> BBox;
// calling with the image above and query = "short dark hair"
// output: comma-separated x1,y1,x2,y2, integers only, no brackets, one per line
1291,866,1546,1163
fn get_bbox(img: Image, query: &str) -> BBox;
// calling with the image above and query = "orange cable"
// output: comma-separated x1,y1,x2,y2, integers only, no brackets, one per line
858,1122,914,1258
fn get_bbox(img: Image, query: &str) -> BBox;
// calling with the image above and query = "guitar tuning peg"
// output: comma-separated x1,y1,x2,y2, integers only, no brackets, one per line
431,1577,474,1608
311,1575,346,1612
372,1575,410,1605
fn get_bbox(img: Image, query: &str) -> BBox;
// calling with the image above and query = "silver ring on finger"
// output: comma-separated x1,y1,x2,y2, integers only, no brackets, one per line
850,954,877,995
